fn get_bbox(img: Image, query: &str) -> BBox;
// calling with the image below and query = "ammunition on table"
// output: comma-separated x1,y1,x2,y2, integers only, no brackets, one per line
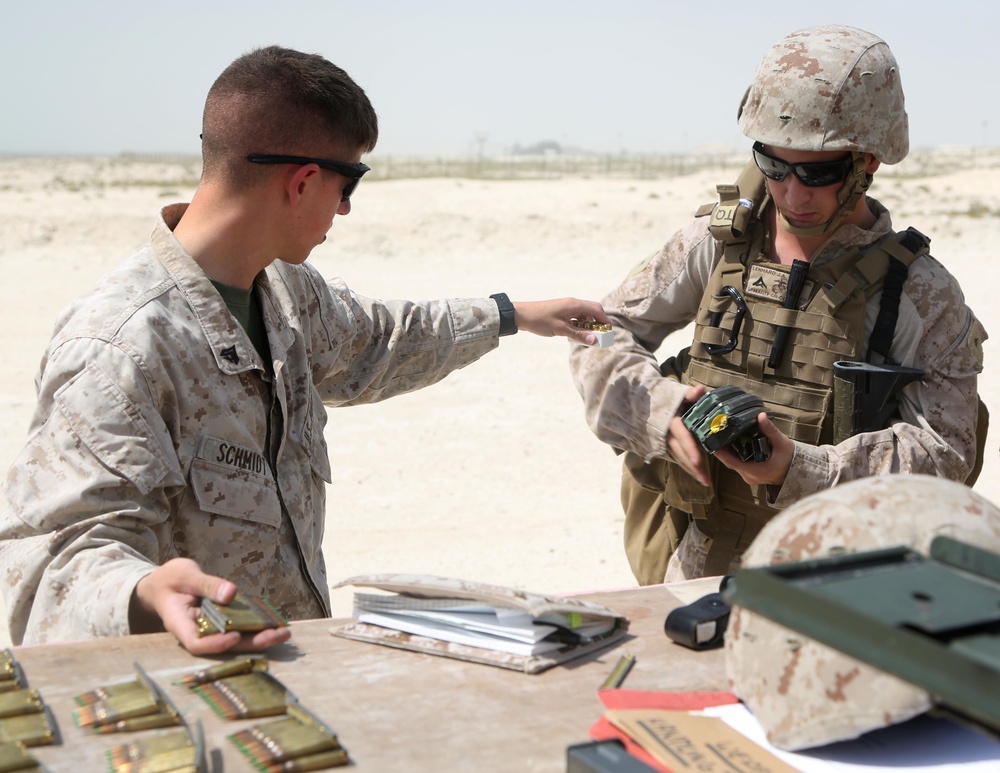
0,653,13,680
74,663,180,733
0,706,57,747
74,679,150,708
0,653,27,695
0,661,54,750
106,720,205,772
229,697,348,770
73,689,160,728
174,656,269,687
0,739,43,772
192,671,289,720
600,653,636,690
93,709,182,735
0,692,42,721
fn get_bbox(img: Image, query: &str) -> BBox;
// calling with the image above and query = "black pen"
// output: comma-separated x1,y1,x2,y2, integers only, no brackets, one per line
768,259,810,369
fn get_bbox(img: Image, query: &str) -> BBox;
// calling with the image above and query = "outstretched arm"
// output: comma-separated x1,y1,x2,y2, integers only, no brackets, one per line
513,298,610,345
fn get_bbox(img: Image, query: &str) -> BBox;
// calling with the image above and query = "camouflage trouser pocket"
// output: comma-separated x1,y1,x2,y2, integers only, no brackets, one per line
662,457,715,514
664,520,743,582
621,453,691,586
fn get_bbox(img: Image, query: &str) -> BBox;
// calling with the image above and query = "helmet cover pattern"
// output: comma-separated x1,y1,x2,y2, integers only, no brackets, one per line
725,475,1000,750
738,25,908,164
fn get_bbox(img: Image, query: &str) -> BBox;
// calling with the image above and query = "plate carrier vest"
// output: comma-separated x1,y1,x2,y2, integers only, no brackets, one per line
620,162,976,582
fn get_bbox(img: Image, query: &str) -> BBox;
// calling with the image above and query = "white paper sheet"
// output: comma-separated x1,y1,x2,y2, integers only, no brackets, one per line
702,704,1000,772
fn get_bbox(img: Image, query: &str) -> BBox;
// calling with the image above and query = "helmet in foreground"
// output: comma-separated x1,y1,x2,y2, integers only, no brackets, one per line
725,475,1000,751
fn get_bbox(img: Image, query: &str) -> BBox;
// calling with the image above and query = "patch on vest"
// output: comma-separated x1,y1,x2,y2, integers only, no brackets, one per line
744,264,813,308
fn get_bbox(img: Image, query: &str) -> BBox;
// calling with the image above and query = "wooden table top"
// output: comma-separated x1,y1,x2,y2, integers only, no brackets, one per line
12,581,727,772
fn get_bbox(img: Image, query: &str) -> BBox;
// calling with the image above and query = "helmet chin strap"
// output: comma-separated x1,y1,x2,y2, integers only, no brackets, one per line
777,153,871,238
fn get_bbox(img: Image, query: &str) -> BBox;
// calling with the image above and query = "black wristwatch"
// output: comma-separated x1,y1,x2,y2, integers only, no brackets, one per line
490,292,518,337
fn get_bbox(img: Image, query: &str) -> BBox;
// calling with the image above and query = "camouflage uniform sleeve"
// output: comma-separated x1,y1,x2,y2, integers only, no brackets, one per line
774,254,986,506
568,217,720,460
0,339,183,645
299,269,501,405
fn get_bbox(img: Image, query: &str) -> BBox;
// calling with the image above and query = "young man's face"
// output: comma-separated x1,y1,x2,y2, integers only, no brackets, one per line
283,145,367,264
755,145,879,228
760,145,857,230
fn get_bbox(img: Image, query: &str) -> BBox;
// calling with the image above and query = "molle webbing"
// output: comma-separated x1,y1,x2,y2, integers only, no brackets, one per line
691,243,873,441
665,200,929,569
685,360,831,446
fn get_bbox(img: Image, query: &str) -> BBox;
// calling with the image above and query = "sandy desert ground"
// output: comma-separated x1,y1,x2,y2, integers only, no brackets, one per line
1,150,999,647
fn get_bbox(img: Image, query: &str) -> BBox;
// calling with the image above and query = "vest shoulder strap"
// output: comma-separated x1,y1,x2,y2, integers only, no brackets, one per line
867,226,930,363
703,162,768,243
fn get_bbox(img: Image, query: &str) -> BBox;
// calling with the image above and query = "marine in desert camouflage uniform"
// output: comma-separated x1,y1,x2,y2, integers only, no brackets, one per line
0,46,608,655
569,25,986,585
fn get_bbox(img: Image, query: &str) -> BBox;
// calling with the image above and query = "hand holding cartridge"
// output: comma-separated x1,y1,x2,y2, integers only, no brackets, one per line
131,557,292,656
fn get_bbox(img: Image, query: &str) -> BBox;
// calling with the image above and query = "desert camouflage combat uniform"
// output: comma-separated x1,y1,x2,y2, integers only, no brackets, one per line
568,199,985,582
0,203,500,645
571,24,988,584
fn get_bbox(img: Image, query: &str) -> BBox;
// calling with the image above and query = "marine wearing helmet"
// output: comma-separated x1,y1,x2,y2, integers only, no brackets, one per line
568,24,985,586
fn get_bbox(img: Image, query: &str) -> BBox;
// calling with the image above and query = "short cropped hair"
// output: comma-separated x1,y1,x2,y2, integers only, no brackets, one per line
201,45,379,186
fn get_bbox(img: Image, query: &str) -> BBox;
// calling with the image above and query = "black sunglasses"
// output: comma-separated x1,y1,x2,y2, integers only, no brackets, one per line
246,154,371,201
752,142,855,188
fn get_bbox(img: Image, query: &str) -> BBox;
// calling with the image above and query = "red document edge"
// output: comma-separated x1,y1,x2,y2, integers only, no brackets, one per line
589,690,741,773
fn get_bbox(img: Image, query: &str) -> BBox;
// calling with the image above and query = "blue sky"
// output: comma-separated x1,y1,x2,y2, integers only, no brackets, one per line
4,0,996,157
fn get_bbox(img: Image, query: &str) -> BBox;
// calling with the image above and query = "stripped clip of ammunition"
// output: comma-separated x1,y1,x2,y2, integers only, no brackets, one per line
570,318,614,348
229,696,349,770
0,707,57,749
197,593,288,636
0,652,56,749
192,670,290,720
73,663,181,734
0,651,28,695
600,653,636,690
174,656,269,687
105,719,206,773
0,739,45,770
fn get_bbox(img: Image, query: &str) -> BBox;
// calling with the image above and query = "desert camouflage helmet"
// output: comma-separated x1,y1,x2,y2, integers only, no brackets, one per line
725,475,1000,751
738,25,909,164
